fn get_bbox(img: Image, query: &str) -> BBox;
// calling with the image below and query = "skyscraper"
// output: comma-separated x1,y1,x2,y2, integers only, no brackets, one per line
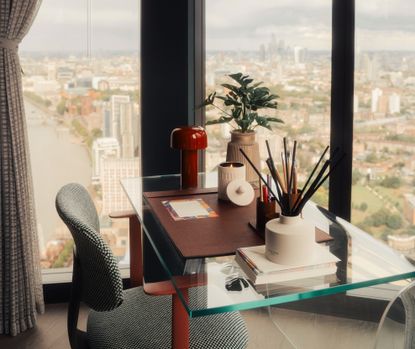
371,88,383,113
100,157,140,215
102,105,111,137
389,93,401,114
110,95,136,157
259,44,266,62
92,137,120,183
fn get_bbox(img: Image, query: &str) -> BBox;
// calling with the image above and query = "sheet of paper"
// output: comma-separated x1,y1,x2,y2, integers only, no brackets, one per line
170,200,209,217
162,198,218,221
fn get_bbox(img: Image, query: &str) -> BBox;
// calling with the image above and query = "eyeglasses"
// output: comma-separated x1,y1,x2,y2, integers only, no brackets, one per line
225,274,249,291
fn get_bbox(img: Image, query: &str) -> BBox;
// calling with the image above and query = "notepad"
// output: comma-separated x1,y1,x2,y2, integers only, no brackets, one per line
163,198,218,221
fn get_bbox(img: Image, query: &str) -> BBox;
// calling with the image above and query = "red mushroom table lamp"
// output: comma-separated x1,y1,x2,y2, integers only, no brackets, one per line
170,126,207,189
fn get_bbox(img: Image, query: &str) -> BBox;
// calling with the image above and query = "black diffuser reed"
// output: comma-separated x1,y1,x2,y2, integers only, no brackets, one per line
240,138,344,216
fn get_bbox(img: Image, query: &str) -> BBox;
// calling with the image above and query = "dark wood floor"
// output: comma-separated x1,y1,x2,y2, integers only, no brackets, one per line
0,303,381,349
0,304,88,349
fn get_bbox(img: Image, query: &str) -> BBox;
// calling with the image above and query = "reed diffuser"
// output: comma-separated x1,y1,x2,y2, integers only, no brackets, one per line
240,138,344,265
240,138,344,216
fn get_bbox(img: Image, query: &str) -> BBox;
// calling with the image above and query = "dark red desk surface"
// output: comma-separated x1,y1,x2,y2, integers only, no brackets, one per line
144,189,263,259
144,189,333,259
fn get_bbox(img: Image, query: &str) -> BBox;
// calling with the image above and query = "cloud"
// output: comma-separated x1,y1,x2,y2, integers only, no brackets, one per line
20,0,415,52
21,0,139,52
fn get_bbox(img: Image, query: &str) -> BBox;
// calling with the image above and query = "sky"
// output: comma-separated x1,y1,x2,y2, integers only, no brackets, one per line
21,0,415,53
22,0,140,52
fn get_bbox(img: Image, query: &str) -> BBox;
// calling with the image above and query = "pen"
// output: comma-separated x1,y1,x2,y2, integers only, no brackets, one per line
259,178,263,201
262,185,268,203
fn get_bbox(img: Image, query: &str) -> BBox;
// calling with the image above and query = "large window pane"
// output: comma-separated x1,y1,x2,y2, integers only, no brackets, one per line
20,0,140,273
352,0,415,257
205,0,332,207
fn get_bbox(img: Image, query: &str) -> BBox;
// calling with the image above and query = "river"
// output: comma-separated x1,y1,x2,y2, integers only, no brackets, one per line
25,101,92,252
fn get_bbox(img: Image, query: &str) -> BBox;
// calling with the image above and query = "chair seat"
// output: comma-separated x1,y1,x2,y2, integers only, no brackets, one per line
87,287,249,349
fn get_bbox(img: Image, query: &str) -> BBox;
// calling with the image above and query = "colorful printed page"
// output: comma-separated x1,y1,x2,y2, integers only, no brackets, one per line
163,198,218,221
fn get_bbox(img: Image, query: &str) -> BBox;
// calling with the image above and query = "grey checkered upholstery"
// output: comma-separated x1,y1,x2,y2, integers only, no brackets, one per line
56,183,123,311
56,183,249,349
88,287,249,349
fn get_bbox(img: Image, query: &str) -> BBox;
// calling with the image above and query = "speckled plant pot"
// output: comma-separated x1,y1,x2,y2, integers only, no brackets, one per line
226,130,260,183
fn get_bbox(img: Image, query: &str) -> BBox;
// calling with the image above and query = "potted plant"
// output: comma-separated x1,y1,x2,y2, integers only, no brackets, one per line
202,73,283,181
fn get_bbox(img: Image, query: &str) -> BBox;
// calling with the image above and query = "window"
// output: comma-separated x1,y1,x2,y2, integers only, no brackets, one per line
352,0,415,258
205,0,332,207
20,0,140,275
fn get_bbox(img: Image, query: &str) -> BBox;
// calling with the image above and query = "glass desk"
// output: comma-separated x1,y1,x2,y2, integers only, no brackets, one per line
122,174,415,348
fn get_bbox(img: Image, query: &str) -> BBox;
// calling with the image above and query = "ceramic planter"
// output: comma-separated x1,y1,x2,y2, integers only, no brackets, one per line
226,130,260,182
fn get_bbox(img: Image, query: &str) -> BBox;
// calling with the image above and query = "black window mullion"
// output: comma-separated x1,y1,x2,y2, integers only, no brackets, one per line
329,0,355,221
189,0,206,172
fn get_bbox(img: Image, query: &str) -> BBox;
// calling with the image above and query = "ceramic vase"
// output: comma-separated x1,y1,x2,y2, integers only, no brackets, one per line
226,130,260,183
265,214,317,265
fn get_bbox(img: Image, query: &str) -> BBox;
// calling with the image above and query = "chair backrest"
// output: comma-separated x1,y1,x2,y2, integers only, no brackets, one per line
375,281,415,349
56,183,123,312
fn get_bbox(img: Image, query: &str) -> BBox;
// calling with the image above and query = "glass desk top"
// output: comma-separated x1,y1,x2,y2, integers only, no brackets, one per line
122,174,415,317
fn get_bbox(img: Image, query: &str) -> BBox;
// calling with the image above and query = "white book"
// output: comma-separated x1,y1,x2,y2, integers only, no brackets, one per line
253,273,339,295
236,244,339,285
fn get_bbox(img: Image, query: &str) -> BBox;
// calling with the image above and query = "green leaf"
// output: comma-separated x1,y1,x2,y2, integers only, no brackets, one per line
198,92,216,108
255,116,273,131
232,108,242,119
216,95,241,107
266,117,284,123
221,83,241,95
251,82,263,88
228,73,243,83
205,115,233,125
200,72,283,131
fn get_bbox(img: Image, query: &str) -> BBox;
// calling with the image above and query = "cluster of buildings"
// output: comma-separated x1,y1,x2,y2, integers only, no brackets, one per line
21,54,140,267
205,35,415,257
21,35,415,265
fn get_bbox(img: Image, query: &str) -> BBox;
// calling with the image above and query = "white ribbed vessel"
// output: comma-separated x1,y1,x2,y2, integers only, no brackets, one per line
218,162,245,200
265,215,317,265
226,131,260,183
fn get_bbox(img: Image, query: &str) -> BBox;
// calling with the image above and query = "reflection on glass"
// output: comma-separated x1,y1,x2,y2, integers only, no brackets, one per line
352,0,415,258
20,0,140,269
205,0,332,208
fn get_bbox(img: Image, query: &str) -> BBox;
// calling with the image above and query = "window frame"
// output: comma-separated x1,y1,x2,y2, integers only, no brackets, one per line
45,0,356,298
196,0,356,221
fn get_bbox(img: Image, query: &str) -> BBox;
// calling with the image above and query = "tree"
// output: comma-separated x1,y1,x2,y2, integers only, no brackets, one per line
380,176,402,189
352,170,363,185
365,152,378,163
56,99,66,115
359,202,368,211
386,214,402,230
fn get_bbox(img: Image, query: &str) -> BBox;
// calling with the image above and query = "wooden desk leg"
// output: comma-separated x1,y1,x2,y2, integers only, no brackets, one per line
172,289,189,349
129,215,143,287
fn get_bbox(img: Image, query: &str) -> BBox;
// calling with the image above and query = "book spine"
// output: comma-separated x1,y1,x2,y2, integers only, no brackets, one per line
235,253,257,282
268,261,337,275
237,249,262,275
256,266,337,285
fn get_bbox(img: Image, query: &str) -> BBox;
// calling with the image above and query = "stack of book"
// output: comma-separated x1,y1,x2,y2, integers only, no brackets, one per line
235,245,339,289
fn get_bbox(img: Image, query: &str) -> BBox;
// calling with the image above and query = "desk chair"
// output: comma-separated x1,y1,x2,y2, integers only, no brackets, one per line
375,281,415,349
56,183,249,349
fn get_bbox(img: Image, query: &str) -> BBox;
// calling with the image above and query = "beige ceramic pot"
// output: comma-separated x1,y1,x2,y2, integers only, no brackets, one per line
226,130,260,182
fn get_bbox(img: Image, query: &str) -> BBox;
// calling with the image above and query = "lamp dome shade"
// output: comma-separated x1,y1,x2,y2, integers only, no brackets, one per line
170,126,207,150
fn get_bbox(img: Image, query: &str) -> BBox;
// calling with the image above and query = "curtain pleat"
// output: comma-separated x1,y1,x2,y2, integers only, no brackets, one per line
0,0,44,336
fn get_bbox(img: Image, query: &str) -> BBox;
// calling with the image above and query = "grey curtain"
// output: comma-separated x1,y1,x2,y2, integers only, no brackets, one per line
0,0,44,336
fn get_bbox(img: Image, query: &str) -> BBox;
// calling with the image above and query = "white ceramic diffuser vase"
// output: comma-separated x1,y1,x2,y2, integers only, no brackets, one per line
265,215,317,265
